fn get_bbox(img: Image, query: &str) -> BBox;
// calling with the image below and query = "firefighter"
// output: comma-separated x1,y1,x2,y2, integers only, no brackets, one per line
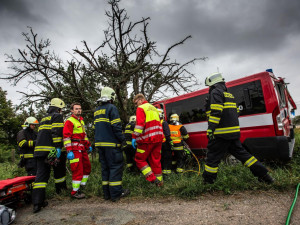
94,87,130,202
132,94,164,186
169,114,189,173
203,72,274,184
32,98,67,213
158,109,173,177
63,103,92,199
123,115,137,173
16,117,39,176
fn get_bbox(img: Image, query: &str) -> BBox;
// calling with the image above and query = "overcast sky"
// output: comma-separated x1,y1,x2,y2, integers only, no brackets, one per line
1,0,300,114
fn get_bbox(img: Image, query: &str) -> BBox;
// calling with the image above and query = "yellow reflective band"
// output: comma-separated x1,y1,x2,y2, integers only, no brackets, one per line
134,128,143,134
176,168,184,173
205,165,218,173
95,142,121,147
183,134,189,139
173,146,184,150
35,146,54,151
210,104,224,111
137,148,145,153
214,126,240,134
109,181,122,186
52,123,64,128
224,102,237,108
41,116,51,122
22,154,34,158
28,140,33,147
39,124,52,130
206,110,211,115
111,118,121,124
53,137,62,143
126,141,132,145
141,166,152,176
156,174,163,181
102,181,109,185
81,177,88,183
244,156,258,167
72,182,80,189
33,182,47,189
162,170,171,174
70,158,80,163
125,130,133,134
19,140,26,147
55,176,66,183
94,118,110,123
209,116,220,124
64,139,71,145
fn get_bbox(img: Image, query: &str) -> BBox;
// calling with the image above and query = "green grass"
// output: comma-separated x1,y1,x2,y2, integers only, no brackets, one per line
1,130,300,199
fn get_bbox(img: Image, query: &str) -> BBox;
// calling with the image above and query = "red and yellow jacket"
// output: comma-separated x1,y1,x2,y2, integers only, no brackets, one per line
63,115,90,152
132,101,163,143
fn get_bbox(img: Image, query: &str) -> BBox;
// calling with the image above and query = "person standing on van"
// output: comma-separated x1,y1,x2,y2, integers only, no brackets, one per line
169,114,189,173
203,73,274,184
132,94,164,186
158,109,173,177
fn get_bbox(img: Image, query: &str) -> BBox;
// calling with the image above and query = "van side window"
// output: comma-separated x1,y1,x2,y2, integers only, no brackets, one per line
275,83,286,108
228,80,266,116
165,94,209,124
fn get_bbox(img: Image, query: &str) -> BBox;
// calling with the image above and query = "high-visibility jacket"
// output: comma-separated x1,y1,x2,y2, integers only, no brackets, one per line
207,82,240,140
132,101,163,143
169,124,189,144
17,127,37,158
34,106,64,157
124,122,135,145
94,102,125,148
63,115,90,152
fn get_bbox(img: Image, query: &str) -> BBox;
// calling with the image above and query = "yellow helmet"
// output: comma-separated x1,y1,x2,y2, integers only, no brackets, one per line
205,72,225,86
157,108,164,118
99,87,116,102
170,113,179,122
50,98,65,109
129,115,136,123
24,117,39,127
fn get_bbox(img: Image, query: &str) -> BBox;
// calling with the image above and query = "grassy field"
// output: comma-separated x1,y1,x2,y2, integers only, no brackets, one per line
1,130,300,199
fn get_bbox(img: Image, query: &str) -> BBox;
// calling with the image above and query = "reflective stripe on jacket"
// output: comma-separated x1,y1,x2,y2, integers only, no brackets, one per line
63,115,90,152
132,101,163,143
169,124,183,144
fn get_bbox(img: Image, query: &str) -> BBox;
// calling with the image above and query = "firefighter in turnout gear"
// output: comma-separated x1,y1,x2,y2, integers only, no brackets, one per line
169,114,189,173
158,109,173,176
17,117,39,175
63,103,91,199
203,72,274,184
94,87,130,202
123,115,137,172
132,94,164,186
32,98,67,213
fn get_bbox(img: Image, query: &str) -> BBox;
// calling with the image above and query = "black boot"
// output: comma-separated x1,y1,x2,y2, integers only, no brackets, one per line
111,189,130,202
258,173,274,184
33,201,48,213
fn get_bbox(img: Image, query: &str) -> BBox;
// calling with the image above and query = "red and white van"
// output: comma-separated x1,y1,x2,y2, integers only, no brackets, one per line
154,70,297,162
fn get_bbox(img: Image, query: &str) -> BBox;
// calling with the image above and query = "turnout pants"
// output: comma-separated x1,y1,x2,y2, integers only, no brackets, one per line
32,153,67,205
70,150,91,194
135,142,162,183
98,147,124,200
25,158,37,176
172,142,185,173
123,144,136,170
161,142,172,175
202,138,268,184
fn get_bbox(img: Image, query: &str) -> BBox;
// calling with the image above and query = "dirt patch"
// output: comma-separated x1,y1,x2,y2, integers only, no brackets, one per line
14,190,299,225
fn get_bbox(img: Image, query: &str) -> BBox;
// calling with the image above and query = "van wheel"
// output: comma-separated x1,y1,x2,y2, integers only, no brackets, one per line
224,154,239,165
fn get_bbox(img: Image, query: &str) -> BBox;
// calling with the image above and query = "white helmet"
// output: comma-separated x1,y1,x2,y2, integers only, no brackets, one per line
157,108,164,119
24,117,39,127
99,87,116,102
50,98,65,109
129,115,136,123
205,72,225,86
170,113,179,122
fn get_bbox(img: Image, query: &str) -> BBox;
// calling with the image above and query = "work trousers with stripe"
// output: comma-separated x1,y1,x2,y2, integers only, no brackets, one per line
161,142,172,174
98,147,124,200
135,142,162,183
70,150,91,194
203,138,268,184
172,142,185,173
123,144,136,170
32,153,67,205
24,158,37,176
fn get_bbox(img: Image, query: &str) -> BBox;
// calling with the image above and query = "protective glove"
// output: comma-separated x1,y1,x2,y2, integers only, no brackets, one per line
88,146,93,154
121,140,127,150
207,129,215,141
67,151,74,160
56,148,62,158
132,139,137,149
184,147,191,155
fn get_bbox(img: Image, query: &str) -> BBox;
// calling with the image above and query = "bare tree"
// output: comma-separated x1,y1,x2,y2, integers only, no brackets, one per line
2,0,206,123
